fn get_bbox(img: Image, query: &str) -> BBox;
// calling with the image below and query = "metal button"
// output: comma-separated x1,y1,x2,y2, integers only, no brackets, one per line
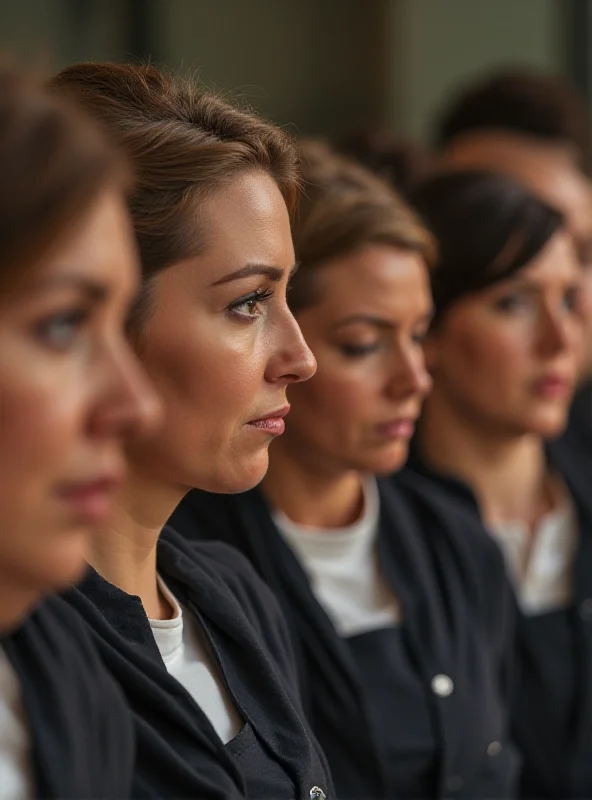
446,776,464,791
580,598,592,620
487,740,502,757
310,787,326,800
431,673,454,697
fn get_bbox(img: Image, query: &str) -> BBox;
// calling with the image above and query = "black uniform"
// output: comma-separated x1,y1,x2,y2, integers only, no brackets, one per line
567,380,592,446
1,593,135,798
170,469,518,800
406,437,592,800
62,526,332,800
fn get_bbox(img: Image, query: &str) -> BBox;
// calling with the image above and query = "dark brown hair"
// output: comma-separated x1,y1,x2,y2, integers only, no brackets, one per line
50,62,300,326
435,69,591,170
0,67,127,292
289,140,436,312
412,169,565,324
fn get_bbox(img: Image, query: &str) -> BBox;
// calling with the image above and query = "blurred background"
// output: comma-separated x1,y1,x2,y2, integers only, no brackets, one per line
1,0,590,143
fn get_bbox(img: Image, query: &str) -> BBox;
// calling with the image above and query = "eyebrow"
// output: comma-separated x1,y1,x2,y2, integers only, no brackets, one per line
30,274,108,301
211,262,298,287
331,310,434,331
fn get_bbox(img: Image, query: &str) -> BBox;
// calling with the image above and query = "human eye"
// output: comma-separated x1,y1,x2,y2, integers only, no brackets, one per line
338,341,381,358
35,308,89,352
492,293,530,313
227,288,274,321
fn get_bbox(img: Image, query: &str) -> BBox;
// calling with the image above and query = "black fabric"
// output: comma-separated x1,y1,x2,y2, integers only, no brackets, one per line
346,626,438,799
1,593,134,799
171,470,518,800
62,527,332,800
406,436,592,800
567,380,592,447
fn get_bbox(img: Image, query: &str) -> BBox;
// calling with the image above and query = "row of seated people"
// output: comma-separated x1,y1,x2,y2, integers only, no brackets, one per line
1,60,591,800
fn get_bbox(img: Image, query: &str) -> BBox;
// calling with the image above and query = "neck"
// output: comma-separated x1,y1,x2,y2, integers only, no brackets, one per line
419,392,551,528
88,465,184,619
0,581,41,634
262,437,365,528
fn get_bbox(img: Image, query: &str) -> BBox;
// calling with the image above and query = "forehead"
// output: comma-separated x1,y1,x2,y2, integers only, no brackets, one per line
515,229,580,283
198,171,294,270
312,245,431,317
4,186,138,302
443,134,592,237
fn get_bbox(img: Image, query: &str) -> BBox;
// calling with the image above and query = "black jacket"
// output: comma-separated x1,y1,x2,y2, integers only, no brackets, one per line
171,469,518,800
1,593,135,798
567,380,592,446
406,437,592,799
62,526,332,800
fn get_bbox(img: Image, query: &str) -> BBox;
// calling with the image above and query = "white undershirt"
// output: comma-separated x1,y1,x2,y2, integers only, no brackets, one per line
490,492,578,615
0,647,32,799
273,477,401,637
150,577,242,744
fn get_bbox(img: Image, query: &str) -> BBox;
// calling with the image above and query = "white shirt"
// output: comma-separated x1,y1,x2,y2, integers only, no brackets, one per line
273,477,401,637
490,493,578,615
0,647,32,799
150,577,242,744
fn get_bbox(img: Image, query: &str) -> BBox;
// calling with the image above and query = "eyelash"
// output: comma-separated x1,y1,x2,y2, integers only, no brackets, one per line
340,330,428,359
227,288,274,320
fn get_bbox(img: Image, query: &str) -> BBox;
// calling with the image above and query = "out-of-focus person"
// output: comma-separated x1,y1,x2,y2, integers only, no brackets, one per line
435,69,592,441
409,169,592,800
0,66,159,798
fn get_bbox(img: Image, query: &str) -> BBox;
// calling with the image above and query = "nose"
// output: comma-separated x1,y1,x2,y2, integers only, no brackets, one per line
90,340,162,440
386,345,432,400
264,310,317,385
537,306,575,357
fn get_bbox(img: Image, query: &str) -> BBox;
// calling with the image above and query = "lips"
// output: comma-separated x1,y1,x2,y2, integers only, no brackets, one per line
247,405,290,436
55,471,125,524
532,373,573,400
375,417,417,439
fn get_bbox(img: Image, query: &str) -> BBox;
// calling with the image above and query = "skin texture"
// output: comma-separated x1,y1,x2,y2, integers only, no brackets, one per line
439,132,592,373
125,170,317,497
424,230,584,440
0,186,159,627
268,245,433,481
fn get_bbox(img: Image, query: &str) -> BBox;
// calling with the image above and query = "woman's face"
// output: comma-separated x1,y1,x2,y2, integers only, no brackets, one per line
426,230,584,438
274,244,433,476
128,170,317,494
0,186,159,616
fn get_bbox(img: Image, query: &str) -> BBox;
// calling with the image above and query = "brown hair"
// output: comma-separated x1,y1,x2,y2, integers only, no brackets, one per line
50,62,300,326
0,67,127,292
289,140,436,312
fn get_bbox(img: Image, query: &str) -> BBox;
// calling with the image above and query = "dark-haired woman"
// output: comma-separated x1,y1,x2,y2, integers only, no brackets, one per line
0,68,159,797
172,142,518,800
405,169,591,799
52,63,332,800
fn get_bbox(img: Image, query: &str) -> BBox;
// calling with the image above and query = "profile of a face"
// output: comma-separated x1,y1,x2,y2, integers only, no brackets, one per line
276,244,433,476
425,230,584,439
125,170,317,494
0,186,159,604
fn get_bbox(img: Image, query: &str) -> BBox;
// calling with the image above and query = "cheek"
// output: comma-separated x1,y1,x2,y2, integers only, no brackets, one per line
440,323,525,392
288,356,377,434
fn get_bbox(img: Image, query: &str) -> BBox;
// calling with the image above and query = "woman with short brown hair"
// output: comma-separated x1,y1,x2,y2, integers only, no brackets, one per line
52,62,332,800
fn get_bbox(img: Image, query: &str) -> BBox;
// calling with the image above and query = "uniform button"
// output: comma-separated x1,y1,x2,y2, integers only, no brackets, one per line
446,776,464,792
579,598,592,620
487,740,502,757
310,787,326,800
431,673,454,697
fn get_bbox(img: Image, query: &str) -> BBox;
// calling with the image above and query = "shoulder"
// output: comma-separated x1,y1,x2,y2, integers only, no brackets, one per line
386,469,509,586
162,526,287,635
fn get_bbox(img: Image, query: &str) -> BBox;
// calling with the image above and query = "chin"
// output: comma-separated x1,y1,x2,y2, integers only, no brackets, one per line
522,407,570,440
200,451,270,495
358,441,410,477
